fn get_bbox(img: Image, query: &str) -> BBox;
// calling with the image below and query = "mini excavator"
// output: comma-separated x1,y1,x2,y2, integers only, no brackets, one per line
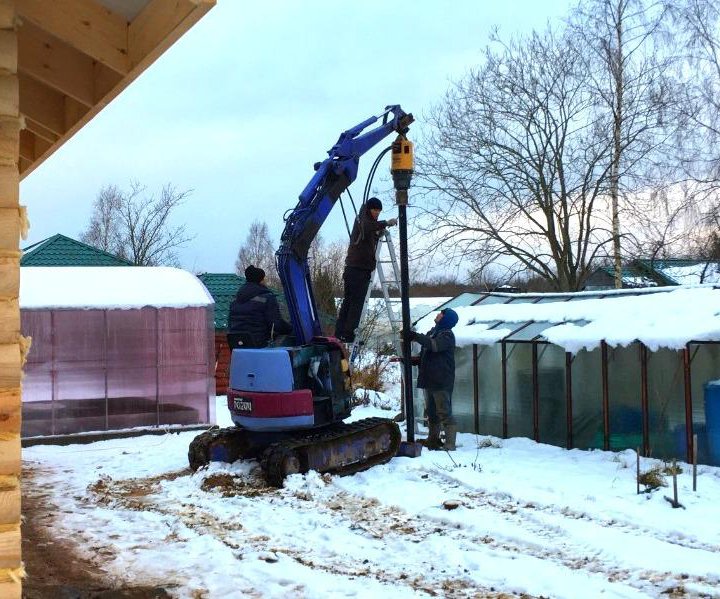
189,106,414,486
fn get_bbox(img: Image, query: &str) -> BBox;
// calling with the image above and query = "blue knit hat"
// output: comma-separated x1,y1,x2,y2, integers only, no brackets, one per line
436,308,458,330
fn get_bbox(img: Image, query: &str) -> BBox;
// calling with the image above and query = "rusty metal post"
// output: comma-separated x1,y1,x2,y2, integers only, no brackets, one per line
640,344,649,457
693,433,698,492
566,351,573,449
683,345,694,464
532,342,539,442
472,344,479,434
501,341,508,438
601,341,609,451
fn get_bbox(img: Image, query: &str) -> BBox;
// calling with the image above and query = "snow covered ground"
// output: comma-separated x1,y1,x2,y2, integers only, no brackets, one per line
23,395,720,599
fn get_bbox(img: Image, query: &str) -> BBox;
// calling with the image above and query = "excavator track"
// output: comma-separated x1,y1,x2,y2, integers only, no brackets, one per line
188,426,260,472
188,418,401,487
261,417,401,487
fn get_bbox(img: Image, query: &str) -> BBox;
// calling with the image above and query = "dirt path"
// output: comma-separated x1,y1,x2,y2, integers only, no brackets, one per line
22,465,171,599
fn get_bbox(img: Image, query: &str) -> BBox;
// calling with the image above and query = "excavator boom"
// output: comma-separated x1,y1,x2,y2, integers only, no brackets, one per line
189,106,412,486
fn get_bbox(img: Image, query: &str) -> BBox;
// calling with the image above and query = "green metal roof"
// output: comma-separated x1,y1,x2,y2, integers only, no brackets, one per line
21,234,133,267
197,273,245,330
634,258,720,285
600,264,667,287
197,273,334,332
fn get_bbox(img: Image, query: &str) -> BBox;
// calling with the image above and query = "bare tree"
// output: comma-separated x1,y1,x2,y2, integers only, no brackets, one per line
416,28,615,291
670,0,720,184
308,235,345,318
80,182,193,266
692,201,720,281
80,185,123,254
234,220,279,286
569,0,676,287
660,0,720,279
623,184,706,261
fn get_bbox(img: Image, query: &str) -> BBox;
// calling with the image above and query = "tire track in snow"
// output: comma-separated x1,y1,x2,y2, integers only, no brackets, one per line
84,470,518,599
406,467,720,596
59,465,720,599
424,465,720,552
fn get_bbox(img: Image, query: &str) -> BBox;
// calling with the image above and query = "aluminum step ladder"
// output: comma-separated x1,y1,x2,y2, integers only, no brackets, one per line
349,229,403,362
348,229,421,431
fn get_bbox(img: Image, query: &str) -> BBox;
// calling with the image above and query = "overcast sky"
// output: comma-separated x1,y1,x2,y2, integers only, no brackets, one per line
20,0,574,274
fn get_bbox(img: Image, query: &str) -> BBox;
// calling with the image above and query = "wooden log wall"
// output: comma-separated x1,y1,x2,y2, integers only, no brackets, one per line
0,1,24,597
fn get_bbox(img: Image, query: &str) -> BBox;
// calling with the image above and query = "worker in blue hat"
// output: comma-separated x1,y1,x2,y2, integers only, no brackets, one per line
407,308,459,450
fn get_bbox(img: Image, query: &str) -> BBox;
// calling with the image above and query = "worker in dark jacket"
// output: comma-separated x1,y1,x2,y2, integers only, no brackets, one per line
408,308,459,450
334,197,397,342
227,265,293,349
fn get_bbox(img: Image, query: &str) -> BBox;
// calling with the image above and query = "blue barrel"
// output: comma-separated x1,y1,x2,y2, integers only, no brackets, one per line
704,382,720,466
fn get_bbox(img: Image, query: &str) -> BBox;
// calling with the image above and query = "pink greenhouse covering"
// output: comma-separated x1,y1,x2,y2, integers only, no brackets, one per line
20,268,215,437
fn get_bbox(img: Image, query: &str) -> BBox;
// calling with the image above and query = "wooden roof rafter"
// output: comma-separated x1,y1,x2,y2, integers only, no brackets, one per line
15,0,215,179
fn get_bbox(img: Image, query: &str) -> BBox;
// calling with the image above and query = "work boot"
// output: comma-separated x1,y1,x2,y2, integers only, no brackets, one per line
421,423,443,450
442,425,457,451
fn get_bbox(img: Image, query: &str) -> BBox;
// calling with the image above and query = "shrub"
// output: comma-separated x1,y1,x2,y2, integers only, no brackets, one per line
638,465,667,491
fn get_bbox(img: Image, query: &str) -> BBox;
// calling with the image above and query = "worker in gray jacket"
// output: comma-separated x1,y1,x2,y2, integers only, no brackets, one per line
408,308,459,450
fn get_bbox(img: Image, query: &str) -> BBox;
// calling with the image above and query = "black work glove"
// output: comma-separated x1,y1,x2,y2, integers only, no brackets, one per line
400,329,417,342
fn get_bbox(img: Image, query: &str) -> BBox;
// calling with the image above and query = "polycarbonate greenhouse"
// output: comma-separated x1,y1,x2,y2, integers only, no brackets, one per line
20,267,216,437
412,286,720,466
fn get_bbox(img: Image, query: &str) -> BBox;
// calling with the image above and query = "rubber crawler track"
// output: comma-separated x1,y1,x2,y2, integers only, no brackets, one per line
189,418,401,487
262,418,402,487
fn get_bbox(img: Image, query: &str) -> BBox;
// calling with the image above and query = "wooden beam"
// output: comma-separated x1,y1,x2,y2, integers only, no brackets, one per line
0,117,18,162
0,477,20,525
0,580,20,599
18,0,215,179
128,0,210,69
18,72,64,135
64,94,89,129
93,59,122,101
0,526,20,568
18,128,49,162
0,73,17,118
17,127,30,160
16,0,128,75
19,73,88,134
23,116,58,144
0,29,17,74
18,19,94,106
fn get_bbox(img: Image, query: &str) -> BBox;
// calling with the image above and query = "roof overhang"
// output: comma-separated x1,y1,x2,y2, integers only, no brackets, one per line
16,0,215,178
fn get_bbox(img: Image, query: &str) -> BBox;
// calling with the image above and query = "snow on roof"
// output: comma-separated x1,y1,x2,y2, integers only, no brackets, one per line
415,285,720,353
20,267,214,310
660,263,720,285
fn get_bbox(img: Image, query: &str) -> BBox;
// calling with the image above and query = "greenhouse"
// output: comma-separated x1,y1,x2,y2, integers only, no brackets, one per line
412,285,720,465
20,267,216,437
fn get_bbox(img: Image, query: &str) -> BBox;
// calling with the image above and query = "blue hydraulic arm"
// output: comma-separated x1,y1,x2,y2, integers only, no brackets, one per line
277,105,413,345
